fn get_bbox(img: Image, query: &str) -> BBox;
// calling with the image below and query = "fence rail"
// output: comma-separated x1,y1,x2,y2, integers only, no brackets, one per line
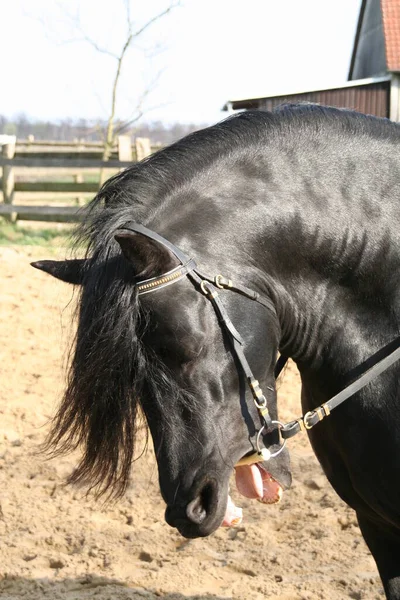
0,135,156,222
0,157,133,169
12,181,100,193
0,204,84,222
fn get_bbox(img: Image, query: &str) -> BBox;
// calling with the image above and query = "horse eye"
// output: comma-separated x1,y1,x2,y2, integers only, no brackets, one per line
158,344,203,367
158,346,173,360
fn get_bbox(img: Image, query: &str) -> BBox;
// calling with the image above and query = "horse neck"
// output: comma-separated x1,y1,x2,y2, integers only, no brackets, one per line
150,132,400,380
265,207,400,380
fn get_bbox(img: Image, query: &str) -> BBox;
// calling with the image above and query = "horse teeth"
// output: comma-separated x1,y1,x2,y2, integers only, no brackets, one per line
257,493,282,505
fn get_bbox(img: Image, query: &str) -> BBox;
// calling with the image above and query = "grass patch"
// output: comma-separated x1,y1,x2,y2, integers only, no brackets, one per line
0,220,74,247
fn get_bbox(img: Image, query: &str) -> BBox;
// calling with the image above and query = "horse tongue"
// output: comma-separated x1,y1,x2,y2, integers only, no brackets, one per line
235,464,264,499
235,464,283,504
222,465,283,528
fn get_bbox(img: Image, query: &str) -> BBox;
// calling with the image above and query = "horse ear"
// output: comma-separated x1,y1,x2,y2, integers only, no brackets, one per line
114,231,178,276
31,259,87,285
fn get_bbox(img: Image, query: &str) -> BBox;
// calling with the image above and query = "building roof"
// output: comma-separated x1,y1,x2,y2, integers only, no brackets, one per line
349,0,400,77
382,0,400,71
224,1,399,117
222,76,391,111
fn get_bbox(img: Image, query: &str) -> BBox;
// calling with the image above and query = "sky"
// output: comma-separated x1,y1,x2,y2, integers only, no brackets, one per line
1,0,362,126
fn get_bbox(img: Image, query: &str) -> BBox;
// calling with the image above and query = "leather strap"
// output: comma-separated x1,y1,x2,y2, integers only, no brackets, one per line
121,222,192,265
281,342,400,439
274,354,288,379
188,272,273,429
189,273,245,345
212,275,277,315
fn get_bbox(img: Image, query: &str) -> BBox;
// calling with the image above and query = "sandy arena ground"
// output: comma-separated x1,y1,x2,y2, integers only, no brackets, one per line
0,246,385,599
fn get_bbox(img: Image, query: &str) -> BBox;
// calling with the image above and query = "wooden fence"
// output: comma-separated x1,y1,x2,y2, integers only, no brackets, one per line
0,135,156,222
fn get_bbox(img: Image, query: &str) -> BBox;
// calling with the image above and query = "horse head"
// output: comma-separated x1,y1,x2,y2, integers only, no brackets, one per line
32,222,291,539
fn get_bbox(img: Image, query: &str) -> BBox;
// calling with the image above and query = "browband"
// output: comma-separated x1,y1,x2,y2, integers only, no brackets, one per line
137,259,197,294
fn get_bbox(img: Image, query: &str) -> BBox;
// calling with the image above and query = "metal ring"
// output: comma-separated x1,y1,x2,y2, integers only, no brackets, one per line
256,425,266,453
269,421,287,458
269,440,287,458
256,420,287,458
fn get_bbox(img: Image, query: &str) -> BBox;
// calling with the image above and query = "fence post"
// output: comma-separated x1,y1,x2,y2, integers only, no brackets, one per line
118,135,132,163
135,137,151,162
1,136,16,222
74,173,85,206
2,135,16,205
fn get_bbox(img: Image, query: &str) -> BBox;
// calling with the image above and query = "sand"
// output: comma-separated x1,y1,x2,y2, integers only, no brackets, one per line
0,246,384,599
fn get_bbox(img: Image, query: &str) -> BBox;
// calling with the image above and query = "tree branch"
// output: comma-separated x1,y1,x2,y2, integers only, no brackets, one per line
132,1,180,40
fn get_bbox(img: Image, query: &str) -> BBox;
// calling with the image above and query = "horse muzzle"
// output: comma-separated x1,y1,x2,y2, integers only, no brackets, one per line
164,478,228,538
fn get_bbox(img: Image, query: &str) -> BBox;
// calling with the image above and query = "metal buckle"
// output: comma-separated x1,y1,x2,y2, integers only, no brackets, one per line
303,405,330,430
200,280,218,298
254,395,267,409
200,280,209,295
215,274,232,289
214,274,225,289
303,411,314,430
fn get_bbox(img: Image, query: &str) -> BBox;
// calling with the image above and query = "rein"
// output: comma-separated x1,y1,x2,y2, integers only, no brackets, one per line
120,223,400,466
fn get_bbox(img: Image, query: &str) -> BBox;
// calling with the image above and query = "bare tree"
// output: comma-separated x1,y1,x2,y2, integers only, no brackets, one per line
77,0,180,160
36,1,180,160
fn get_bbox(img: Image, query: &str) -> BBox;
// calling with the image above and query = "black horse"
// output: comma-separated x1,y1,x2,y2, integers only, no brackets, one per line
32,104,400,598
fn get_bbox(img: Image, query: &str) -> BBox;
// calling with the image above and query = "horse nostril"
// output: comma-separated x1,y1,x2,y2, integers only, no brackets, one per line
186,482,214,525
186,496,206,524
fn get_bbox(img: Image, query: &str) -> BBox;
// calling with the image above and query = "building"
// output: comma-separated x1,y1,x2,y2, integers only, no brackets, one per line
223,0,400,121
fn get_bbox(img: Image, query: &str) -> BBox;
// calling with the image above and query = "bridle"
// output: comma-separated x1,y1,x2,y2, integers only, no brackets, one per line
119,222,400,467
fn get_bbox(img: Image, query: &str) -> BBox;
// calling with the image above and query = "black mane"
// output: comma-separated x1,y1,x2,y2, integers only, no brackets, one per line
79,103,398,243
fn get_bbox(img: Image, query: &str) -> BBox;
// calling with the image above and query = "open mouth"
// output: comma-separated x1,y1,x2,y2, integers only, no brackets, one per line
222,456,284,527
